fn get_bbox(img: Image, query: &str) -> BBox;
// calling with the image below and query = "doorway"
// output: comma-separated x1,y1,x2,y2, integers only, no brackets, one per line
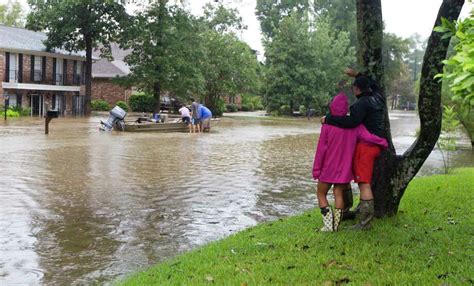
31,94,43,117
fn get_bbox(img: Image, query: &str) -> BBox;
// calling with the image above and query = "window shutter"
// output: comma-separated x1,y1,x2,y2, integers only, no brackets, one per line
5,52,10,82
63,59,67,85
18,53,23,83
52,58,56,85
42,56,46,82
30,55,34,81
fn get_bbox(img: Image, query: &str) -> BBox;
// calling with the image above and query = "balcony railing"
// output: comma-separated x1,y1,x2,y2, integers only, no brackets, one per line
8,69,19,82
54,73,63,85
73,74,82,85
33,70,43,82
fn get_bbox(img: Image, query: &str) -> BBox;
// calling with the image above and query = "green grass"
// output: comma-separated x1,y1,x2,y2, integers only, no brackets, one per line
119,168,474,285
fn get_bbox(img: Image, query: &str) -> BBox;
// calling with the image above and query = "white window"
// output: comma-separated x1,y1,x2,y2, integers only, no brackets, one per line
33,56,42,81
9,53,18,82
56,58,63,85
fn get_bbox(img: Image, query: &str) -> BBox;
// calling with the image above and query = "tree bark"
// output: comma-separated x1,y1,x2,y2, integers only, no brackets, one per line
85,36,92,116
357,0,465,216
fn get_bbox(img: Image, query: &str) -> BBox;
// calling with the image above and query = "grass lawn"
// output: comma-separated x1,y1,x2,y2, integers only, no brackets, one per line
119,168,474,285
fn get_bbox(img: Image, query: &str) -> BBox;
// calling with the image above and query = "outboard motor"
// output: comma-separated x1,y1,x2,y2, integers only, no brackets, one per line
100,106,127,131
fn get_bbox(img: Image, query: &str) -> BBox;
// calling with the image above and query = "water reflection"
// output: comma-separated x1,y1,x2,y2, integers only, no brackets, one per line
0,112,471,285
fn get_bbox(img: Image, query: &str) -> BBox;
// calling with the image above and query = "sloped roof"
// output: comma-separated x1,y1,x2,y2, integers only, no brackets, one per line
0,24,86,58
92,43,131,78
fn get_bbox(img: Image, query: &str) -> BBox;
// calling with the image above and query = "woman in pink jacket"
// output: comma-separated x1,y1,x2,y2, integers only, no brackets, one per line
313,93,388,232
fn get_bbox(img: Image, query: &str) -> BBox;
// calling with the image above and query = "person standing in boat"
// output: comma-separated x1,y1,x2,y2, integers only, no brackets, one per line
191,101,202,133
179,104,192,133
199,104,213,132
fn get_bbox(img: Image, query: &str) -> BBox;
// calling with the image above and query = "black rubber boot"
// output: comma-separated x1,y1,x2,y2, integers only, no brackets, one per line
349,200,374,230
342,187,356,220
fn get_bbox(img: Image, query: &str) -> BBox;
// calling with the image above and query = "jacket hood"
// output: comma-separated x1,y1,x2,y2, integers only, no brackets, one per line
330,92,348,116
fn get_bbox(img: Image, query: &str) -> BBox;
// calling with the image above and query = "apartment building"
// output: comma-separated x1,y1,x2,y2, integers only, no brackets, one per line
0,24,86,116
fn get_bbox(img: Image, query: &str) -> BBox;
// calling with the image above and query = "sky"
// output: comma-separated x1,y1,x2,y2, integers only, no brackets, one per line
5,0,473,57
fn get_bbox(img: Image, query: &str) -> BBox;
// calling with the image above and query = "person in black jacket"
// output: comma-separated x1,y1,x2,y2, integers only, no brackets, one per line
322,72,386,230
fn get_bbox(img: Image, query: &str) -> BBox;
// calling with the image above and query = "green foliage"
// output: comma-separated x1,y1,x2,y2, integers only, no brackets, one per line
128,93,155,113
10,105,31,116
256,0,309,40
435,12,474,108
115,101,128,112
225,104,239,112
240,104,250,112
264,14,354,115
0,0,25,27
210,98,226,117
199,27,261,115
242,95,264,111
279,105,292,116
437,105,461,174
299,105,307,116
119,168,474,285
120,2,204,110
0,108,20,118
91,100,110,111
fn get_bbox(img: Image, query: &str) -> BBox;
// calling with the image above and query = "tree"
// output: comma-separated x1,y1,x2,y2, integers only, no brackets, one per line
0,0,25,27
256,0,309,40
383,33,413,109
313,0,357,47
120,1,204,113
356,0,465,216
264,14,354,115
407,33,427,81
435,11,474,108
27,0,128,115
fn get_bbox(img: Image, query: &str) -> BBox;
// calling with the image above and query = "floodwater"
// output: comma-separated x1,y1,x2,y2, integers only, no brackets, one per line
0,111,472,285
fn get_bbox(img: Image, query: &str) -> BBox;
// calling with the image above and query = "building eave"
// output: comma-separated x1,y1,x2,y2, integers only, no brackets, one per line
0,47,86,61
2,82,81,92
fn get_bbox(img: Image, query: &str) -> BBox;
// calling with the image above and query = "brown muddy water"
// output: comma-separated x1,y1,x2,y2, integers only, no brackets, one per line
0,111,472,285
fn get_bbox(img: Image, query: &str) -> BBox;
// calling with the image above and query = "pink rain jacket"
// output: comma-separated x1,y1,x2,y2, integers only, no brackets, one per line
313,93,388,183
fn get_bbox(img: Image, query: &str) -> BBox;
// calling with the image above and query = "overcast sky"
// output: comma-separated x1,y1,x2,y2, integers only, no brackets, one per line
6,0,473,57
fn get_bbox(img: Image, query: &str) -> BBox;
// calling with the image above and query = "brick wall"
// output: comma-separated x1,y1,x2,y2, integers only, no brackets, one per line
45,56,53,84
23,54,31,83
67,59,74,85
92,78,132,105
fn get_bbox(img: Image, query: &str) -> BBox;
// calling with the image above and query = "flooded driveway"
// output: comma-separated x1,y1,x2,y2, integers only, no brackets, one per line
0,111,472,285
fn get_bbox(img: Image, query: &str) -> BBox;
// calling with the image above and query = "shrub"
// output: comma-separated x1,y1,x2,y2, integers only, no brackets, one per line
115,101,129,112
248,103,255,111
0,108,20,118
10,105,31,116
210,99,226,117
91,99,110,111
129,93,155,112
240,104,250,111
226,104,239,112
299,105,307,116
279,105,292,116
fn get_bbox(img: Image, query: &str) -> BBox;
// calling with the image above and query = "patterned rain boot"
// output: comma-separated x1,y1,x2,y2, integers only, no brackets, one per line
319,207,334,232
333,208,343,231
350,200,374,230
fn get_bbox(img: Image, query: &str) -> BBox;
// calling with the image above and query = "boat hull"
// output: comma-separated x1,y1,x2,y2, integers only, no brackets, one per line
123,122,189,132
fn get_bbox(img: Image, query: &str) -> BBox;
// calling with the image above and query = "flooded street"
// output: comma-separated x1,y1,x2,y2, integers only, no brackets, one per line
0,111,472,285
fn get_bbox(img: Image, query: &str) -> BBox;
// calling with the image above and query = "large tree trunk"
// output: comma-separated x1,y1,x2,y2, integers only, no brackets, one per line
153,78,161,114
85,36,92,116
357,0,465,216
153,0,167,115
